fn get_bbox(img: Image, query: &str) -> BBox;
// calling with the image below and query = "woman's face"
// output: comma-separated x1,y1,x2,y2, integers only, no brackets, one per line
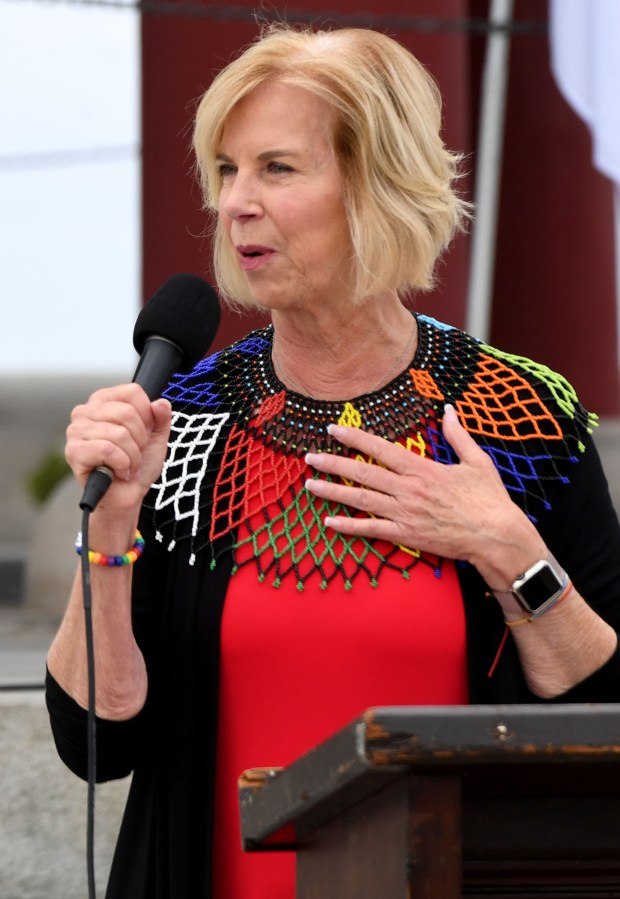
216,81,354,313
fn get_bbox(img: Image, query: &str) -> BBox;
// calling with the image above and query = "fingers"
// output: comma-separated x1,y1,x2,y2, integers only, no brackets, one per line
323,424,419,475
305,447,400,495
65,384,169,486
323,513,397,542
441,405,504,487
304,415,513,560
151,398,172,435
311,411,496,491
323,415,492,472
305,471,392,517
65,427,135,484
305,423,431,520
440,404,475,462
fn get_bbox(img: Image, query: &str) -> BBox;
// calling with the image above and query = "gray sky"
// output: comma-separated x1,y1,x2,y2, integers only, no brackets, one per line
0,0,139,375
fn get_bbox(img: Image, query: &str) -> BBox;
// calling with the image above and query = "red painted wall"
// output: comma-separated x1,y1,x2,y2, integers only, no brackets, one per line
141,0,619,413
486,0,620,414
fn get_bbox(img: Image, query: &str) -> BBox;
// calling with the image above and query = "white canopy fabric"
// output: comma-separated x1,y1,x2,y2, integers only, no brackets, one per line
550,0,620,189
550,0,620,362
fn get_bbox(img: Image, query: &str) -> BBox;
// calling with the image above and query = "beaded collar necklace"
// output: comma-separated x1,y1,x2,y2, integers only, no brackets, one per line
151,311,597,578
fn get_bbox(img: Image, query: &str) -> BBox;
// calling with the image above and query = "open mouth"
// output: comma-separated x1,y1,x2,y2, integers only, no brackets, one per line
238,245,271,257
237,245,275,270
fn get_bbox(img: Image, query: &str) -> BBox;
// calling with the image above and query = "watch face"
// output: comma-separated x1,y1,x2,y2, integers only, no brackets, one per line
516,562,562,611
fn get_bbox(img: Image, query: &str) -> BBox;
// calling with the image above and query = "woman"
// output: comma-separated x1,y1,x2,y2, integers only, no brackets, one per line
46,25,620,899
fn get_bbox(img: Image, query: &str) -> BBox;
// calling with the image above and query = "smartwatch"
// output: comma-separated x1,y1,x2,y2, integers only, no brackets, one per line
511,556,570,618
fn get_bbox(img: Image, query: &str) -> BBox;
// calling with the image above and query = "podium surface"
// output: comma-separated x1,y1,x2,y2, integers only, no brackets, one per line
239,705,620,898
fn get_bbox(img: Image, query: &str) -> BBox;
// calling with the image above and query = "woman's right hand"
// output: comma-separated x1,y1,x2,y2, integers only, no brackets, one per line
65,383,172,514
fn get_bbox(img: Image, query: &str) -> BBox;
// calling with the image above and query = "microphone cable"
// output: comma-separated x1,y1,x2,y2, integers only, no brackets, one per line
79,504,98,899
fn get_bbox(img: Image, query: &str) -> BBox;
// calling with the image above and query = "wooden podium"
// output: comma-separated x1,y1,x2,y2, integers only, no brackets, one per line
239,705,620,898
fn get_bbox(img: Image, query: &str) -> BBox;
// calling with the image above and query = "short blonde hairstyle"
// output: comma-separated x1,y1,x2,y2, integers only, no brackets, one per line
193,25,471,307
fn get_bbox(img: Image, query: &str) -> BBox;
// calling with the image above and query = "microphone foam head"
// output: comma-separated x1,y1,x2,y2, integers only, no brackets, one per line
133,274,221,372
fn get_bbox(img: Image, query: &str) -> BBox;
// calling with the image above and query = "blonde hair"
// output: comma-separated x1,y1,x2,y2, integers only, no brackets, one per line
193,25,471,307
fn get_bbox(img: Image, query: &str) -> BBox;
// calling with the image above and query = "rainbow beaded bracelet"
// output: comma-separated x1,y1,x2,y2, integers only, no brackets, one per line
75,530,145,567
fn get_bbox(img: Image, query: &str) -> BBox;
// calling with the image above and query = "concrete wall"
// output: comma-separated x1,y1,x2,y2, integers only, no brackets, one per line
0,690,130,899
0,375,129,897
0,374,124,617
0,374,125,545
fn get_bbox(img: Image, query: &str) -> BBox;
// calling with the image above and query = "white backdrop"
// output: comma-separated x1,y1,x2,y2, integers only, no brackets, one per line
0,0,139,375
550,0,620,361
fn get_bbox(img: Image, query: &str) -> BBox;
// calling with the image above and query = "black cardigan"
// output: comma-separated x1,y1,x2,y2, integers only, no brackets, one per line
46,319,620,898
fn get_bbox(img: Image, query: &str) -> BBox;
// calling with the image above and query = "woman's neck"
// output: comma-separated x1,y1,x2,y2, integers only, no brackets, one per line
270,295,418,400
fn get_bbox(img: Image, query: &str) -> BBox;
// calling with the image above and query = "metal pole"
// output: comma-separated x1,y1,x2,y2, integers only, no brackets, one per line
466,0,514,341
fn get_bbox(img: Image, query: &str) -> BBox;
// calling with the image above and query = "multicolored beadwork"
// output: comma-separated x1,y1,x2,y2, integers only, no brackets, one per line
144,314,596,588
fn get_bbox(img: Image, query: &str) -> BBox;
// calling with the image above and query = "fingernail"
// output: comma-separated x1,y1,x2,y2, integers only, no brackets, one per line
443,403,456,420
305,452,318,465
327,424,345,437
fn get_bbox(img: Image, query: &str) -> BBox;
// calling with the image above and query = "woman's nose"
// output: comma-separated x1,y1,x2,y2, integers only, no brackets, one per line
219,173,262,220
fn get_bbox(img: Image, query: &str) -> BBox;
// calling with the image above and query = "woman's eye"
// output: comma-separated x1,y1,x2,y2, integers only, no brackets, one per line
267,161,293,174
217,163,236,178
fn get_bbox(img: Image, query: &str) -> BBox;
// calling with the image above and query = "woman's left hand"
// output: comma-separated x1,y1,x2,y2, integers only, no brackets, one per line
304,404,546,588
304,405,619,698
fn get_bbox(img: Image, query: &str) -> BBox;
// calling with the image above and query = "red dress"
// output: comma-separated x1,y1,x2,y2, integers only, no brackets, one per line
212,516,468,898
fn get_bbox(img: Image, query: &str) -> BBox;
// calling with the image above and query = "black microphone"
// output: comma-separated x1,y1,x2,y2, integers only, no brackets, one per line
79,274,221,512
